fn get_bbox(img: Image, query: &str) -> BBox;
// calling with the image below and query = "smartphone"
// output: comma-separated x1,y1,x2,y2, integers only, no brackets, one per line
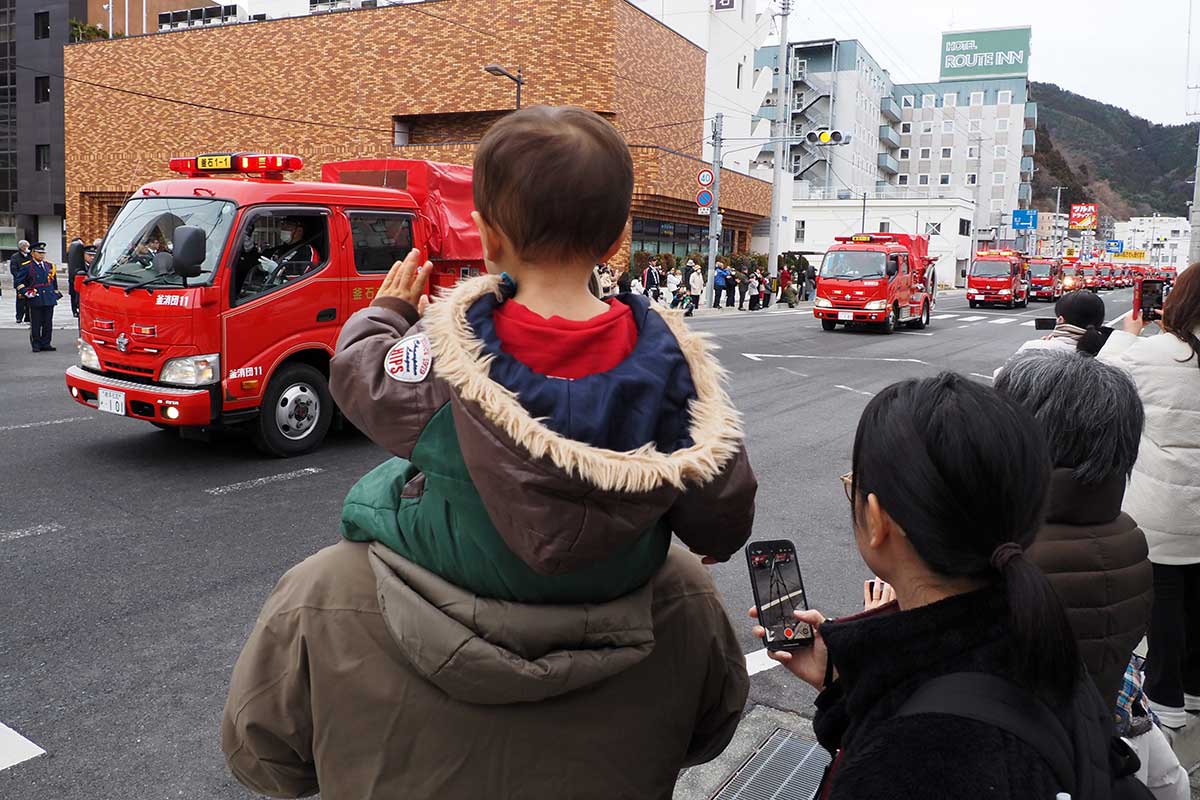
1034,318,1057,331
1137,279,1165,322
746,539,813,650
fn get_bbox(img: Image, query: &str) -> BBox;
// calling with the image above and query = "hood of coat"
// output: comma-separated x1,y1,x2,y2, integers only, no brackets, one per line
368,542,655,704
421,274,743,575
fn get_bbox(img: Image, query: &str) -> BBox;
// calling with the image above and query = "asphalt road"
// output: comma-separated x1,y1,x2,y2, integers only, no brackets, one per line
0,288,1137,799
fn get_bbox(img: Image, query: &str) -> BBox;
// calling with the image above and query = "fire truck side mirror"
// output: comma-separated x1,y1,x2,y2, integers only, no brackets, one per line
172,226,207,278
886,256,899,277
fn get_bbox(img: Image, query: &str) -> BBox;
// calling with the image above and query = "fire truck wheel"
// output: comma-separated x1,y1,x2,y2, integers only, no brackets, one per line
969,300,978,309
880,306,898,335
909,301,929,330
254,363,333,457
821,319,837,332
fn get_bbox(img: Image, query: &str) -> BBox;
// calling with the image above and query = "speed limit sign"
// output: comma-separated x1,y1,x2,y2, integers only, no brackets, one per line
696,168,715,188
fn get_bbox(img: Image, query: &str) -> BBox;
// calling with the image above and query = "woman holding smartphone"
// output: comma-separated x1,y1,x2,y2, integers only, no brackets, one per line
1100,265,1200,731
752,373,1117,799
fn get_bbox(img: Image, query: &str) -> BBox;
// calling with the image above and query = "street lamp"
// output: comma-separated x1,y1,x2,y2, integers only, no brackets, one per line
484,64,524,110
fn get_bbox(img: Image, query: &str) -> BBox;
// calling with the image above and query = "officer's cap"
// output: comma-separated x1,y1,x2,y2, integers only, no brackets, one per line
31,242,46,252
84,246,97,256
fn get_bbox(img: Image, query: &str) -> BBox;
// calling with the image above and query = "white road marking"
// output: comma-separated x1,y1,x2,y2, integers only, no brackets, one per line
835,384,874,397
745,648,779,676
743,353,929,365
0,417,90,433
0,722,45,771
970,373,996,381
204,468,324,496
776,367,810,378
895,331,934,336
957,325,971,329
756,588,808,613
988,318,1018,325
931,314,959,320
1108,309,1134,326
958,315,987,322
0,523,65,545
1021,321,1037,327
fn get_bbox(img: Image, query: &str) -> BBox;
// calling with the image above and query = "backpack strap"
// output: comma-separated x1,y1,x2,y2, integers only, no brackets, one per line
896,671,1077,794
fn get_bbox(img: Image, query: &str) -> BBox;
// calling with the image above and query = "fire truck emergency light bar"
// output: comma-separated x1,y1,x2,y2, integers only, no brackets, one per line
976,250,1019,257
168,153,304,177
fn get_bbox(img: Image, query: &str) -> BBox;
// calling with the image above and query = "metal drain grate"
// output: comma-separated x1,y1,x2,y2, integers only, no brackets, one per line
710,727,831,800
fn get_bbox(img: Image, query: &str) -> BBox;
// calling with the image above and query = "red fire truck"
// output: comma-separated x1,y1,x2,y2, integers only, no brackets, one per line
1097,262,1117,290
65,153,483,456
968,250,1029,309
813,233,937,333
1026,257,1063,302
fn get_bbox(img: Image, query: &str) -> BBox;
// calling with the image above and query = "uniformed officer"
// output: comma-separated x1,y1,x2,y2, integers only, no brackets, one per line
9,239,30,324
16,242,61,352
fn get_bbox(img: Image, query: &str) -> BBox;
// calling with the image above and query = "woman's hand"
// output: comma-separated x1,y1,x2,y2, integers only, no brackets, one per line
1123,309,1146,336
863,579,896,610
749,606,833,690
378,248,432,315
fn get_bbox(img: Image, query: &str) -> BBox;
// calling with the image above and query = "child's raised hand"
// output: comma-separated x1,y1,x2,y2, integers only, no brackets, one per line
378,248,432,314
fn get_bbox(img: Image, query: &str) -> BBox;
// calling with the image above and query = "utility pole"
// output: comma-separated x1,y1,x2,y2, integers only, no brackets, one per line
1052,185,1066,257
705,114,724,310
766,0,792,281
1190,124,1200,265
967,135,984,287
860,193,867,232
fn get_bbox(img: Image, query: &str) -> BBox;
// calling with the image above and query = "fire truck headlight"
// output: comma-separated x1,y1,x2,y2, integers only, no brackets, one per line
815,297,833,308
160,354,220,386
78,339,100,370
863,300,888,310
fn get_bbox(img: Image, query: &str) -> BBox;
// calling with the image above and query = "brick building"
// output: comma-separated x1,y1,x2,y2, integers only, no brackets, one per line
62,0,771,268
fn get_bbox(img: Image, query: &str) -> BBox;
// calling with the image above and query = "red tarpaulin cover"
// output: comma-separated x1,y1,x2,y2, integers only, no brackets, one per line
320,159,481,262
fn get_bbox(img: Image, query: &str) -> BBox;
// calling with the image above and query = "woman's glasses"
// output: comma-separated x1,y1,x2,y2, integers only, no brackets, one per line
840,471,854,504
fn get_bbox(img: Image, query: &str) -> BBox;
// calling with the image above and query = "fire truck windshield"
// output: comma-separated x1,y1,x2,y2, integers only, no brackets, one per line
820,251,885,280
91,197,236,286
971,259,1012,277
1028,263,1052,277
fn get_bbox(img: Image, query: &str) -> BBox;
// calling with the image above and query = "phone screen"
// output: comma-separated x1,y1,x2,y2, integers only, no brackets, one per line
1140,279,1164,319
1034,318,1057,330
746,540,813,649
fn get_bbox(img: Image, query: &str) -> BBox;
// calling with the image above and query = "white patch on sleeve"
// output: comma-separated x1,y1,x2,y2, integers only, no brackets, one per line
383,333,433,383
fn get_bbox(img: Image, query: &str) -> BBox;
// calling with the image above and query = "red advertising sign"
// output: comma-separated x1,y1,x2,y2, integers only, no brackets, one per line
1069,203,1098,231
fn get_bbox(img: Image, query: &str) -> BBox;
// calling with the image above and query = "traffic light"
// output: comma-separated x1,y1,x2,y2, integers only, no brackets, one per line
806,129,844,146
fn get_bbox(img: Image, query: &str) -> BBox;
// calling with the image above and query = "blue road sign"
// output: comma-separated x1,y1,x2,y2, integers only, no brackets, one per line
1011,209,1038,230
696,189,714,207
1106,239,1124,254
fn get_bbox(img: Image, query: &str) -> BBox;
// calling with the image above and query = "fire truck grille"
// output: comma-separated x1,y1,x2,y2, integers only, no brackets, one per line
104,364,156,380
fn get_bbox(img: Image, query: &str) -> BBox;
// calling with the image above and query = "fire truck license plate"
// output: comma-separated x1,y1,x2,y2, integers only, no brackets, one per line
98,388,126,416
837,311,854,321
197,154,232,171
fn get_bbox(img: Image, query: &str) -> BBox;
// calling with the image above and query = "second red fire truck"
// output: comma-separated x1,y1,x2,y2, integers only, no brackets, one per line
968,250,1029,309
813,233,937,333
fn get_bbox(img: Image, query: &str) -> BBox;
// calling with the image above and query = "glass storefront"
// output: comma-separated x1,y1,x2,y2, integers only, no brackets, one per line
631,217,736,258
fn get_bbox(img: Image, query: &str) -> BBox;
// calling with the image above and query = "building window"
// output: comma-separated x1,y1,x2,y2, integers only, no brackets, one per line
736,63,743,90
918,174,930,186
921,121,934,134
899,148,910,160
879,221,891,232
993,172,1005,186
34,11,49,39
795,220,805,242
969,119,982,133
919,147,931,159
959,218,972,237
943,93,958,107
898,174,910,186
900,122,912,134
922,93,936,108
967,145,980,159
942,120,955,134
926,222,942,236
901,95,915,108
393,119,411,146
970,91,984,106
939,174,951,186
996,118,1010,132
994,145,1008,158
966,173,978,185
998,90,1013,105
35,144,50,171
941,147,952,159
34,76,50,104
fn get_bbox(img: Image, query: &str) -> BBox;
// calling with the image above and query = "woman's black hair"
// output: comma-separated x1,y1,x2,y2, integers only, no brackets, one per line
850,372,1080,702
1055,290,1107,356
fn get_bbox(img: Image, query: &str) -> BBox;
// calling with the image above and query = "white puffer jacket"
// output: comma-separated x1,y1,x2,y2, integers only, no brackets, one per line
1101,326,1200,564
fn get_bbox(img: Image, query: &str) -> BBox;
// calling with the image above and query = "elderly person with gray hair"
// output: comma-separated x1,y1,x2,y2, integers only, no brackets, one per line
9,238,30,323
996,351,1189,800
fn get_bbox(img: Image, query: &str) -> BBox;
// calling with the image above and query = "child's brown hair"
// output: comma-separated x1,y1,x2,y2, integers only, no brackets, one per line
473,106,634,263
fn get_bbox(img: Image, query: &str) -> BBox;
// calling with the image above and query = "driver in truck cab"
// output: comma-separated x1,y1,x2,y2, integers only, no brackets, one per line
221,106,756,800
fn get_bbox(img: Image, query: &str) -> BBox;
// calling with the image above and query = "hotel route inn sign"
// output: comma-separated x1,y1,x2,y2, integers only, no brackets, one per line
940,27,1032,81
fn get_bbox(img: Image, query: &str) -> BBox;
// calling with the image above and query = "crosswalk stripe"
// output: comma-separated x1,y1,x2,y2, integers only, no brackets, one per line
958,315,986,322
989,318,1018,324
931,314,958,320
1021,320,1037,327
0,722,44,771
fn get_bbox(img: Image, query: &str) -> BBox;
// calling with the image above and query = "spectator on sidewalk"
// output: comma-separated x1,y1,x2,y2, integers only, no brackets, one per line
667,266,682,308
736,264,750,310
642,258,663,302
805,261,817,301
223,105,755,800
9,239,29,324
1100,264,1200,732
688,263,704,312
747,271,760,311
997,351,1187,800
714,261,729,308
754,373,1122,800
779,266,792,304
617,267,632,294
